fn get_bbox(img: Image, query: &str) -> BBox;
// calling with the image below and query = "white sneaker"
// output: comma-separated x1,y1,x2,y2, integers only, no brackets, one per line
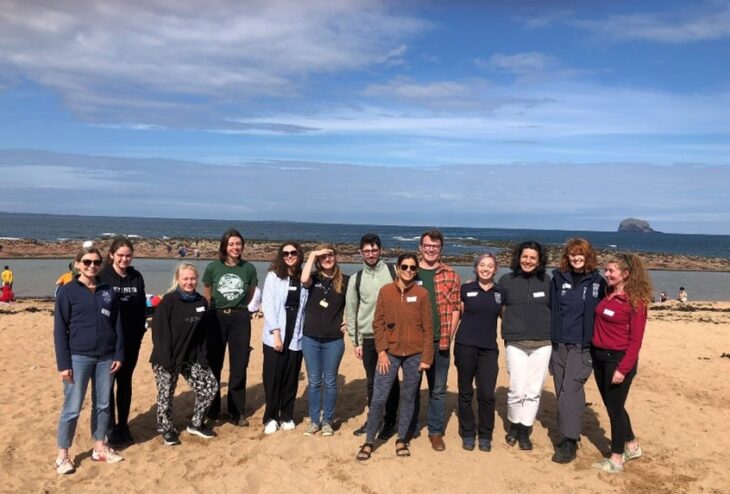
55,456,75,475
264,420,279,435
280,420,296,431
91,446,123,463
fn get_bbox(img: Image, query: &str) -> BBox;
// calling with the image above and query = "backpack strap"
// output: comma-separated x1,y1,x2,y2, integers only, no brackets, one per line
354,269,363,346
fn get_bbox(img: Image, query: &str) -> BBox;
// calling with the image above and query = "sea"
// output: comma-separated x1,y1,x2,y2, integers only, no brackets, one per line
1,212,730,300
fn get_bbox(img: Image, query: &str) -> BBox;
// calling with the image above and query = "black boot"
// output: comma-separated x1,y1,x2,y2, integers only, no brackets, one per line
518,424,533,450
505,422,519,446
551,438,577,463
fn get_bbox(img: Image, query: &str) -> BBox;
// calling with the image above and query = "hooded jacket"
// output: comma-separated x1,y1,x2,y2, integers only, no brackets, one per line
98,264,147,339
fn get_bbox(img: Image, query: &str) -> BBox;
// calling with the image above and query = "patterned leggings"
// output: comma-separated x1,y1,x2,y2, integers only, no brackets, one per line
152,363,218,433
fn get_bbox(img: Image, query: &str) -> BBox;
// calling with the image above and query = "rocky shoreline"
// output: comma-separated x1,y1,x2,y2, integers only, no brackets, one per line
1,237,729,271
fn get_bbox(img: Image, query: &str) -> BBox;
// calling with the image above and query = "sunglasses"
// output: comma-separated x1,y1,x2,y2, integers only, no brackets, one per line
81,259,102,267
282,250,298,257
319,253,335,259
399,264,418,272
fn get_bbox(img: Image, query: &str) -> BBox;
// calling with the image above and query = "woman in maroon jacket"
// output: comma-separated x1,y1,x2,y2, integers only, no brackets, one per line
591,253,652,473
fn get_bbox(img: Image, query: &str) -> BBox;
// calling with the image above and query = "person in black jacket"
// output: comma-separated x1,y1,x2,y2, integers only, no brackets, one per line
98,237,147,446
150,262,218,446
549,238,606,464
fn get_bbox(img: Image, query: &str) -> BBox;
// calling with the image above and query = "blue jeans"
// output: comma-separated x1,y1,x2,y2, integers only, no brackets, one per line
301,336,345,425
57,354,114,449
412,342,450,436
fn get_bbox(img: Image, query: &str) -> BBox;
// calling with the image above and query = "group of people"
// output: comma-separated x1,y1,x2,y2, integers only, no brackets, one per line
52,228,651,476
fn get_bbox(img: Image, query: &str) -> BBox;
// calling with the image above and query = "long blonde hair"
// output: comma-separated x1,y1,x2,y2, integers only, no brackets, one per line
168,262,199,293
605,253,653,309
315,243,344,294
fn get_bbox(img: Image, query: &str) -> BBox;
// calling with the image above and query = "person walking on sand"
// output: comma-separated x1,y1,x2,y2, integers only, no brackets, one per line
203,229,258,426
2,265,13,289
549,239,606,464
300,244,349,437
53,246,124,475
345,233,398,439
356,253,433,460
150,263,218,446
591,253,651,473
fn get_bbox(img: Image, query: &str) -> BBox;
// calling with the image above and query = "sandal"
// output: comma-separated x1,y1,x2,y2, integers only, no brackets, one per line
395,440,411,457
356,443,373,461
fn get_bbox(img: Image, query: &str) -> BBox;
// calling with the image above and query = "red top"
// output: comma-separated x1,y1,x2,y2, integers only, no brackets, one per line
592,293,647,375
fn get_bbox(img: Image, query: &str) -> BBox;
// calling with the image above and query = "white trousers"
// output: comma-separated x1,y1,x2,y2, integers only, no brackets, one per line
505,343,552,426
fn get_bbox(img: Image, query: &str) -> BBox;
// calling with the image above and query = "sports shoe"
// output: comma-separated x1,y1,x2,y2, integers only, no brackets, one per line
280,420,296,431
478,438,492,452
321,423,334,437
55,456,75,475
162,430,181,446
623,444,642,462
303,422,320,436
552,438,577,464
264,420,279,435
120,426,135,445
352,423,367,436
378,422,396,440
232,416,250,427
92,446,124,463
186,423,216,439
462,437,475,451
592,458,624,473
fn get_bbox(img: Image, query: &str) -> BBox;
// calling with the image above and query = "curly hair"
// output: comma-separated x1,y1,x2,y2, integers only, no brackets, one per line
314,243,345,294
509,240,547,278
269,240,303,280
558,238,598,272
605,253,653,309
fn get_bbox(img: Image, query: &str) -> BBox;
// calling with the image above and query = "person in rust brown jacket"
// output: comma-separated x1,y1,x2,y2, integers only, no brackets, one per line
356,253,433,460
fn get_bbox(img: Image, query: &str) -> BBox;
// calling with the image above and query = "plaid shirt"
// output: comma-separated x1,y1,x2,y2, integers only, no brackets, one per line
433,263,461,350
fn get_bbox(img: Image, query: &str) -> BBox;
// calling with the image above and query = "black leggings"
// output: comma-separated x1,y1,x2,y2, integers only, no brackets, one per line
110,331,144,427
592,347,637,454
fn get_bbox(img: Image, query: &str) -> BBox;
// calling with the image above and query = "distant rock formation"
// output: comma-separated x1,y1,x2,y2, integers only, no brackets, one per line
618,218,656,233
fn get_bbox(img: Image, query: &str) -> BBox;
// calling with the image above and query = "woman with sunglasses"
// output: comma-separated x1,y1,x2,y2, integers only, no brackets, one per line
202,229,258,426
498,240,552,451
98,237,147,446
591,253,651,473
53,246,124,474
261,241,308,434
356,253,433,460
549,238,606,464
454,253,503,453
300,244,349,436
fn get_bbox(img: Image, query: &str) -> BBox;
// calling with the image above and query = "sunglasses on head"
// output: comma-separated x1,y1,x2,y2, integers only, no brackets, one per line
282,250,298,257
81,259,102,267
399,264,418,272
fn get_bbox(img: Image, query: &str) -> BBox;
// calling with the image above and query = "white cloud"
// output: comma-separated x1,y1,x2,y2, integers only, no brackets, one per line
477,52,554,74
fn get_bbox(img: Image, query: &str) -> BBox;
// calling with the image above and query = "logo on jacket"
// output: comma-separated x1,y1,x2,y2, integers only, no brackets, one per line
592,283,600,298
102,290,112,303
217,274,245,301
494,292,502,305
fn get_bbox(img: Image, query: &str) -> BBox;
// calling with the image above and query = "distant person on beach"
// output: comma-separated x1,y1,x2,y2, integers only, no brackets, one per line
355,253,433,460
300,244,349,437
659,291,668,303
54,263,75,298
412,229,461,451
203,229,258,426
453,253,503,453
53,246,124,475
98,237,147,446
345,233,399,440
549,239,606,464
261,241,307,434
150,262,218,446
2,265,13,289
498,240,552,451
677,287,688,303
591,253,651,473
0,283,15,303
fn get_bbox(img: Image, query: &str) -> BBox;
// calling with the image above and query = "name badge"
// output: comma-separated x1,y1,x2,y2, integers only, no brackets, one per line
288,286,297,291
494,292,502,305
196,306,205,312
319,300,329,308
561,282,572,289
603,308,615,317
101,308,110,317
406,296,417,303
533,291,545,298
466,291,478,297
416,280,423,286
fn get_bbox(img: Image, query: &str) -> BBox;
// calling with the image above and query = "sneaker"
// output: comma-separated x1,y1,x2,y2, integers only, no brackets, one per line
462,437,475,451
377,422,396,441
303,422,320,436
162,430,181,446
92,446,124,463
264,420,279,435
321,423,334,437
552,439,577,464
120,426,135,445
55,456,75,475
478,438,492,452
592,458,624,474
106,425,124,447
280,420,296,431
232,416,250,427
186,423,216,439
622,444,642,462
352,423,367,436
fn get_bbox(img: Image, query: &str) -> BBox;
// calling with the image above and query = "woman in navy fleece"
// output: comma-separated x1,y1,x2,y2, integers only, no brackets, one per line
53,246,124,475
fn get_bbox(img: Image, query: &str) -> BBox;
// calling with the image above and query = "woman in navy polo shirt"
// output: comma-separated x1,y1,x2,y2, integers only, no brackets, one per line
591,253,651,473
454,253,503,453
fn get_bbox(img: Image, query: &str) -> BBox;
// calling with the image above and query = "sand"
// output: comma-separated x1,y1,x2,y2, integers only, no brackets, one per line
0,300,728,494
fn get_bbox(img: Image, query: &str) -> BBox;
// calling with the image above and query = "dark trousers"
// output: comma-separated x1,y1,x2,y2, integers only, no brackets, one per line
262,344,303,423
454,343,499,440
551,343,593,440
592,347,637,454
207,310,251,419
110,330,144,428
361,338,399,426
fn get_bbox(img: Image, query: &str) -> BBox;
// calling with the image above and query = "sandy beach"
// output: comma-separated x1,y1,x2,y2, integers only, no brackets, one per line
0,300,728,493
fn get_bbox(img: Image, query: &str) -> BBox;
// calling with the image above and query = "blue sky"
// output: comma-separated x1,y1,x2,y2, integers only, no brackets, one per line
1,1,729,234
